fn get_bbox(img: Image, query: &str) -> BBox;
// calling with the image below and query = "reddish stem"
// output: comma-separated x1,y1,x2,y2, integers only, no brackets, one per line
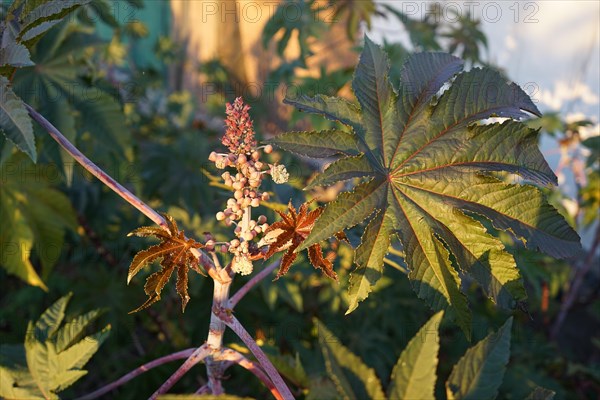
25,103,220,281
230,260,280,308
218,348,284,400
215,310,294,399
149,344,212,399
75,348,196,400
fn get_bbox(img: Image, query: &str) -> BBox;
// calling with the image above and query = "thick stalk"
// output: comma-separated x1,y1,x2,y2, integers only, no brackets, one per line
205,274,233,395
25,103,219,281
203,204,252,392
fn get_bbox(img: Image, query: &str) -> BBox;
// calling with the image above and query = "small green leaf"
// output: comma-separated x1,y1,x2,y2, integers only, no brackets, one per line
0,76,36,161
316,319,385,400
0,153,77,284
21,294,109,398
388,311,443,400
446,317,513,400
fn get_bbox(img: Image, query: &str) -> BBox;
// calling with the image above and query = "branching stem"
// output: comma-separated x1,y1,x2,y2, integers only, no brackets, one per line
218,348,284,400
215,311,294,400
26,103,293,398
75,348,196,400
230,260,280,308
149,344,212,399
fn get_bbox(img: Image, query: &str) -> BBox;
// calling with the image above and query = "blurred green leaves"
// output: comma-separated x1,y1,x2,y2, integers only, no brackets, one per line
0,293,110,399
0,152,77,289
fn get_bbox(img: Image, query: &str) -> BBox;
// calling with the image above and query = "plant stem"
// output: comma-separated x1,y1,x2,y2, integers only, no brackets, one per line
205,273,233,395
551,223,600,339
195,384,211,394
148,344,212,399
218,348,284,400
230,260,280,308
75,348,196,400
25,103,220,281
27,103,292,398
216,311,294,400
25,104,166,229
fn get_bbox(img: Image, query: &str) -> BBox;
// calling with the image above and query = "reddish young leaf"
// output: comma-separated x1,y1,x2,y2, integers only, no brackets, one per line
127,214,204,313
263,202,339,280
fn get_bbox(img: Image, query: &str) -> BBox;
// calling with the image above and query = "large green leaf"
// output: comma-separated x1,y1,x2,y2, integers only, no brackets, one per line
0,153,77,286
277,36,581,335
0,200,45,289
19,0,91,43
316,319,385,400
388,311,443,400
13,25,129,164
445,317,513,400
0,76,36,161
0,294,109,399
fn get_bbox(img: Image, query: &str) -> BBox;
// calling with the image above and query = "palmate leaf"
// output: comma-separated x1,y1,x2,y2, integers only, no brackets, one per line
12,23,130,168
127,214,205,313
0,294,109,399
274,35,581,337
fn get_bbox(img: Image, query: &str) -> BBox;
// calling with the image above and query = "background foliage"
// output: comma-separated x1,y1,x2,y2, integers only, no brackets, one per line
1,1,598,399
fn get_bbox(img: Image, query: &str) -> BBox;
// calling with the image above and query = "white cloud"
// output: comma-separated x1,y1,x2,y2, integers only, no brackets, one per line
505,34,517,51
538,81,599,110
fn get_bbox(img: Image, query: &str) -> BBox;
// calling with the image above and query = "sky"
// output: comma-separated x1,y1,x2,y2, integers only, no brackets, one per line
371,1,600,123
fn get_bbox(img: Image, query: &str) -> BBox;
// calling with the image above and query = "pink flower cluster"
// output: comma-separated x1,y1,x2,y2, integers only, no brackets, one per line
222,97,257,154
207,97,289,276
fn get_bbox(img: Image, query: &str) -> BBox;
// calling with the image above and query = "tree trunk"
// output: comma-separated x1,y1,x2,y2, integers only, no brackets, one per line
169,0,358,130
